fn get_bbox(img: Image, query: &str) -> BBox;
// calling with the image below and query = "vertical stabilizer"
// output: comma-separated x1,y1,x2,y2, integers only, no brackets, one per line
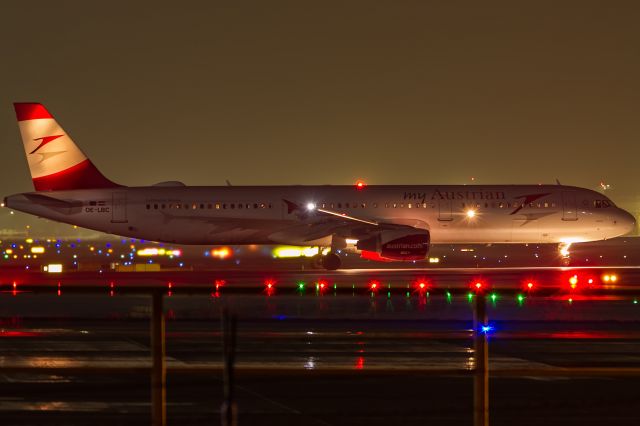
13,102,121,191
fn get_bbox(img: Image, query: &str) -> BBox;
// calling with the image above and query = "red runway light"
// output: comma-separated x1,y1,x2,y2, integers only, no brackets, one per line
368,280,380,292
215,279,226,290
470,278,488,293
413,278,431,293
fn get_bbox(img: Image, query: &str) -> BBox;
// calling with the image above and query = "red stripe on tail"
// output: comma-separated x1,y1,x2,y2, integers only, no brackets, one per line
14,103,53,121
32,159,121,191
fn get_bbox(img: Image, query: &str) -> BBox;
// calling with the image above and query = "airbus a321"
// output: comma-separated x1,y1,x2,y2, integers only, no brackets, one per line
5,103,635,269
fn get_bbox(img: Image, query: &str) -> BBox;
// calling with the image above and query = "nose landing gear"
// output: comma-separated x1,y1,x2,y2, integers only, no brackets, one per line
559,242,572,266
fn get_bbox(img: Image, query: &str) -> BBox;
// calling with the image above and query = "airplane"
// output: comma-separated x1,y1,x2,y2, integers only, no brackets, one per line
4,102,636,270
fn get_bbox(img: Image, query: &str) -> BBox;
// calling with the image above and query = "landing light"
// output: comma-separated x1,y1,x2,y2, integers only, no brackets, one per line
306,202,316,211
466,209,476,218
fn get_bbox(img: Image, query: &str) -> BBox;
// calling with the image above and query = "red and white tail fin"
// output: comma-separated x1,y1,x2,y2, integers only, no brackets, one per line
13,103,121,191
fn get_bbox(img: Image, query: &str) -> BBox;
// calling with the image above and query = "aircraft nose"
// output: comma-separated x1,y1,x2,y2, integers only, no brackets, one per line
614,208,636,235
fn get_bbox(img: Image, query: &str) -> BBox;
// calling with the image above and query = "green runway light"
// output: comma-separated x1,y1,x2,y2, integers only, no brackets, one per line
297,282,305,290
387,291,391,299
445,291,452,303
467,292,474,302
333,284,337,290
406,291,410,298
517,294,525,306
633,299,638,305
490,293,498,302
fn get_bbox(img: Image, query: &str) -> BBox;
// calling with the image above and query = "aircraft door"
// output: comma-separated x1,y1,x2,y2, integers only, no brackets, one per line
438,199,453,221
111,192,128,223
562,192,578,221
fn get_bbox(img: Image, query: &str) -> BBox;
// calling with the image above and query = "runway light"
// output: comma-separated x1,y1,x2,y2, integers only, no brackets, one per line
46,264,63,273
369,280,380,292
30,246,45,254
215,279,226,290
317,280,328,293
526,281,535,291
517,294,525,306
489,292,498,303
569,274,579,289
264,279,276,291
480,325,494,334
211,247,231,259
471,279,487,293
297,281,305,291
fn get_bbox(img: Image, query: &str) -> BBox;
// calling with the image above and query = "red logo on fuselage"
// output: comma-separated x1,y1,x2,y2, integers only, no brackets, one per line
30,135,64,154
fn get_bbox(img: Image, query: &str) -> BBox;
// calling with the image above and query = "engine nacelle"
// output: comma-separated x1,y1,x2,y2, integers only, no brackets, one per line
356,230,430,261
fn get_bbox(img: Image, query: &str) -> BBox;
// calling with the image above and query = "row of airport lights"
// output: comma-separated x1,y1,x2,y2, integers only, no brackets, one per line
6,272,635,306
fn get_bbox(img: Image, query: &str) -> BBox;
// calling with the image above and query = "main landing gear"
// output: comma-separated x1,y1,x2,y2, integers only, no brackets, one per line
310,252,342,270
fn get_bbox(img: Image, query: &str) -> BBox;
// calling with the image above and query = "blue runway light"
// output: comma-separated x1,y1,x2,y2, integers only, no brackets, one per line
480,325,494,334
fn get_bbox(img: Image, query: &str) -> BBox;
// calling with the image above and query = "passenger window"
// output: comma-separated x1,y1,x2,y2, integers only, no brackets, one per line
254,203,258,209
238,204,243,209
146,204,150,209
162,204,166,209
230,204,235,209
216,203,221,209
361,203,366,208
154,204,158,209
373,203,378,208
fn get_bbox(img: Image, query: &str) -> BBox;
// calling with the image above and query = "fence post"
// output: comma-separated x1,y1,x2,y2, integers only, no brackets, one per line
473,294,489,426
221,308,238,426
151,291,166,426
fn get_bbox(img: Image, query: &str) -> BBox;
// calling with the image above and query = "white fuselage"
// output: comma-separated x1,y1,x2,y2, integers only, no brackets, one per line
5,184,635,247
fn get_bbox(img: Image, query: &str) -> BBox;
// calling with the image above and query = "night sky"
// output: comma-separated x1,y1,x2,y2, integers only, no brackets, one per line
2,2,639,211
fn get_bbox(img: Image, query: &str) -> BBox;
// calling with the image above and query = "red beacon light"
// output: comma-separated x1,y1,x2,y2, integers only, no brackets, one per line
355,180,366,190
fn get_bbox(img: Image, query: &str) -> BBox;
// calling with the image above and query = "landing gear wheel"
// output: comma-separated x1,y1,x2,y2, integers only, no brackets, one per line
321,252,341,270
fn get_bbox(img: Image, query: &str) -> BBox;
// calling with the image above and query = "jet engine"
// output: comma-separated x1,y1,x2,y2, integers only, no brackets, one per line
356,229,430,261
